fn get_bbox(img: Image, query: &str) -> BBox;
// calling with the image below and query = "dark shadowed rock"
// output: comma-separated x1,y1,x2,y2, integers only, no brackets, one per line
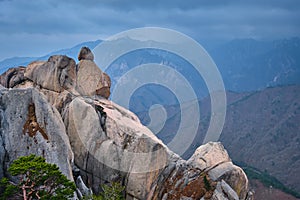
0,66,27,88
78,46,94,61
95,72,111,98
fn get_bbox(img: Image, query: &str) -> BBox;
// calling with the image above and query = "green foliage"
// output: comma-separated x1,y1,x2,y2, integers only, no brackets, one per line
203,175,211,191
0,154,76,200
84,182,125,200
98,182,125,200
0,178,18,199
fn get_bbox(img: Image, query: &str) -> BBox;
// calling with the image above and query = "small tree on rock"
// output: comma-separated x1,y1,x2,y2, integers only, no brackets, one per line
97,182,125,200
0,154,76,200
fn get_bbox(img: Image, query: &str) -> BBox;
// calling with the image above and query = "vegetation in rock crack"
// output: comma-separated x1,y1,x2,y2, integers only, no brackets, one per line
203,175,211,191
0,154,76,200
84,182,125,200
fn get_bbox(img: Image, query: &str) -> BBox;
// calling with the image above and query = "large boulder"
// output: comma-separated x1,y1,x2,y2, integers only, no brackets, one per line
78,46,94,61
25,55,77,93
62,93,249,199
187,142,231,171
188,142,249,199
0,66,27,88
147,142,249,200
76,47,111,98
63,96,171,197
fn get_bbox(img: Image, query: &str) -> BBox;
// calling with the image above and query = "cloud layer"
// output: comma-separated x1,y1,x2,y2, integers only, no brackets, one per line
0,0,299,60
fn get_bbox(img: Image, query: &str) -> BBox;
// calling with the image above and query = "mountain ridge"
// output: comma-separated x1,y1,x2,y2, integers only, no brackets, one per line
0,40,101,72
141,84,300,198
1,37,300,94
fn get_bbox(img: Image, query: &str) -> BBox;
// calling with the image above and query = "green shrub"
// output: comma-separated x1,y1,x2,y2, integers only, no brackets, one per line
203,175,211,191
84,182,125,200
0,154,76,200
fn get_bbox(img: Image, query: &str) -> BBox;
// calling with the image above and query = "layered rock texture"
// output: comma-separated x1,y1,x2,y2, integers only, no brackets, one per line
0,47,250,199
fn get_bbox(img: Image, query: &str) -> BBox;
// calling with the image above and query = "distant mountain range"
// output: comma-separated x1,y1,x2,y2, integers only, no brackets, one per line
220,85,300,195
100,37,300,119
0,40,101,73
210,38,300,91
139,85,300,197
1,37,300,95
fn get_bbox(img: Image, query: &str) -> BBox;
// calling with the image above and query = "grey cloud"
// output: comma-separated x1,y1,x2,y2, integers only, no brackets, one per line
1,0,299,36
0,0,299,60
66,0,300,11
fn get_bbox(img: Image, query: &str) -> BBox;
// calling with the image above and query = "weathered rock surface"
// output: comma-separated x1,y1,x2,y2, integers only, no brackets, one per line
187,142,248,199
2,47,111,99
0,87,74,181
76,49,111,98
62,94,249,199
24,55,77,93
78,46,94,61
0,48,249,199
64,96,173,199
187,142,231,171
0,66,27,88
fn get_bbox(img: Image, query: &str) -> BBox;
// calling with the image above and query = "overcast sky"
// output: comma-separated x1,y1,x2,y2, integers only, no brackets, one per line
0,0,299,61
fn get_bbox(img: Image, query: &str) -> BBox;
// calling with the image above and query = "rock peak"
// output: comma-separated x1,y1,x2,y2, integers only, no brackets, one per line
78,46,94,61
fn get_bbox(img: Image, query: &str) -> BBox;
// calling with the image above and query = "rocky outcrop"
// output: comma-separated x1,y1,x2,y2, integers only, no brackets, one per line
63,94,249,199
24,55,77,93
76,47,111,98
0,66,27,88
64,96,173,198
0,48,250,199
0,87,74,181
188,143,248,199
78,46,94,61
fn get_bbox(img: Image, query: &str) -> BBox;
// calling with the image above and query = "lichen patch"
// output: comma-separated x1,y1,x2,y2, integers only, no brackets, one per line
23,103,49,143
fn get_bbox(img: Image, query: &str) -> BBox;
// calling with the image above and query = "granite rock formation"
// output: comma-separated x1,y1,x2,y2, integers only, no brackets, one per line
0,47,250,200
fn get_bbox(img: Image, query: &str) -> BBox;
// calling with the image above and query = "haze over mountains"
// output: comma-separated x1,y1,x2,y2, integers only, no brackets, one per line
1,37,300,95
146,85,300,195
0,40,101,73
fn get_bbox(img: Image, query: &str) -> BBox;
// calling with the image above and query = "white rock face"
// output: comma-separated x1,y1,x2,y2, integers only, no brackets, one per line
64,96,172,199
187,142,231,171
187,142,248,199
0,88,74,180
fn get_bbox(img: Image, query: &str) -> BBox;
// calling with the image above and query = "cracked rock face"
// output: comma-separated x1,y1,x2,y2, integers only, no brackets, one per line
0,88,74,181
0,48,250,200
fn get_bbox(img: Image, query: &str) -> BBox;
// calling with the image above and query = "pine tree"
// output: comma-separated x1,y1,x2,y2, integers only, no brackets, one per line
0,154,76,200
